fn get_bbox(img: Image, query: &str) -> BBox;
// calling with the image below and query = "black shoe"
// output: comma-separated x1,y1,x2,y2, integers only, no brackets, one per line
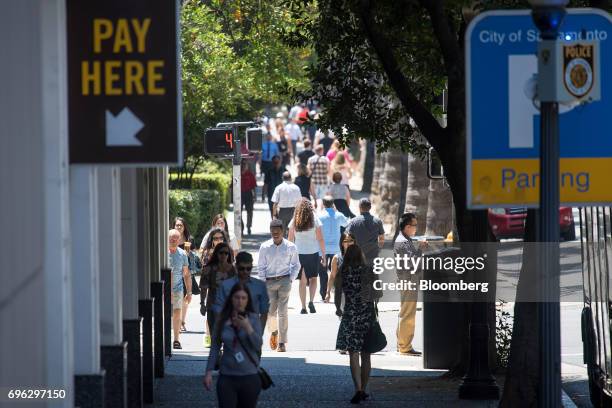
301,308,308,314
335,309,343,317
248,227,252,235
173,340,182,350
350,392,362,404
308,302,316,313
361,392,369,401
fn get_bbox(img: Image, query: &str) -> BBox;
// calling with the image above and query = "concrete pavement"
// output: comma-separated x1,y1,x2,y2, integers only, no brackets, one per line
153,165,586,407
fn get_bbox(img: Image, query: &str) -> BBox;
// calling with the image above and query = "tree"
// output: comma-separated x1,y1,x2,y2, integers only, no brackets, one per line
177,0,311,184
286,0,611,404
286,0,495,377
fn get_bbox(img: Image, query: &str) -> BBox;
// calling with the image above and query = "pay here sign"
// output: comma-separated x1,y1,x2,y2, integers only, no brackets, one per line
466,9,612,208
67,0,182,165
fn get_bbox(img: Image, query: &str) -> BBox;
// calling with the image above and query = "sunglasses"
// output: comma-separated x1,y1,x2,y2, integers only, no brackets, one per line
218,251,230,256
343,239,355,243
238,266,253,272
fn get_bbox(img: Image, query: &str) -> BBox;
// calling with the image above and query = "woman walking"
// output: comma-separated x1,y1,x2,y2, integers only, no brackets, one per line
200,214,239,256
203,283,264,408
327,172,355,219
288,198,326,314
294,164,317,205
326,232,356,317
336,244,375,404
200,242,236,348
173,217,201,332
200,227,229,266
330,152,352,185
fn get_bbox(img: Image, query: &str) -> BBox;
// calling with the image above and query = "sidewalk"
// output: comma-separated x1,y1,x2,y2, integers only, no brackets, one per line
154,172,508,407
155,164,580,407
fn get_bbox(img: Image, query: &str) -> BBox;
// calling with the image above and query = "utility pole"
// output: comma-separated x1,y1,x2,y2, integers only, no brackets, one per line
216,121,255,249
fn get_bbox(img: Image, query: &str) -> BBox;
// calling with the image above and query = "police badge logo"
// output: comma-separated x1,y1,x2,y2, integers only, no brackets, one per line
563,43,595,98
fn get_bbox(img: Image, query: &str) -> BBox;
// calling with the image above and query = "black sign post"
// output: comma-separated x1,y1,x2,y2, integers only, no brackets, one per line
67,0,181,165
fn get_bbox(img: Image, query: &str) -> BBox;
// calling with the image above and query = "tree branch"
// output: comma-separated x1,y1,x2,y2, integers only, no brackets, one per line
358,0,443,148
419,0,461,76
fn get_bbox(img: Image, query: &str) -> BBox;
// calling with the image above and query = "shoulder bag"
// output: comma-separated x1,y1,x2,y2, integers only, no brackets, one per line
233,327,274,390
362,302,387,354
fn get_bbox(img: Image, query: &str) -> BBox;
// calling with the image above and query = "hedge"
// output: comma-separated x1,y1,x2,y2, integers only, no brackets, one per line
169,172,231,211
169,189,222,246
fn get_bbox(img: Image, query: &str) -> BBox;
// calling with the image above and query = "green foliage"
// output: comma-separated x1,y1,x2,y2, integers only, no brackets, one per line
169,189,223,246
496,300,514,370
169,171,231,211
178,0,311,178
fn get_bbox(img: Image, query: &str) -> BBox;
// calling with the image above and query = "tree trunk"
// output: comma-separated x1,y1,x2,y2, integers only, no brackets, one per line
425,178,454,237
404,153,430,236
361,140,376,193
371,149,385,197
394,152,409,241
374,151,402,227
500,209,539,407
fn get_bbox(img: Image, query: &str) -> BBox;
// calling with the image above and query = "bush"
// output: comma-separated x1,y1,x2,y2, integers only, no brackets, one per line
496,300,513,370
169,172,231,211
169,189,222,246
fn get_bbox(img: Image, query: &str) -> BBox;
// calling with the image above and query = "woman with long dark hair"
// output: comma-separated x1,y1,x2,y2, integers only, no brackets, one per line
288,198,326,314
200,242,236,348
200,214,239,256
336,244,375,404
200,227,228,266
173,217,200,332
326,232,356,317
203,283,263,408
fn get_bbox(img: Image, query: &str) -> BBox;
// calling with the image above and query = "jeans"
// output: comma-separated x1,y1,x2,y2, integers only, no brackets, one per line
217,374,261,408
266,275,292,343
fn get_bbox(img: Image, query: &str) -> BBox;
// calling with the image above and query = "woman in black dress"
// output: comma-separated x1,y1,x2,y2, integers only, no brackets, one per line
336,244,375,404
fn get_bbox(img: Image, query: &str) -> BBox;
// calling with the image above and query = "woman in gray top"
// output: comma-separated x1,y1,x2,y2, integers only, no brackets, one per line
204,283,263,407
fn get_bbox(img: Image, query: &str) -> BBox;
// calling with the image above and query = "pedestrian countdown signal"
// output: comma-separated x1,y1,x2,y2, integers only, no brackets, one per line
246,128,263,153
204,128,234,154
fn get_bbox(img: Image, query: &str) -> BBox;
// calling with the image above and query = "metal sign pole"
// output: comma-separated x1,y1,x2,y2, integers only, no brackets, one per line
531,3,566,406
232,124,242,250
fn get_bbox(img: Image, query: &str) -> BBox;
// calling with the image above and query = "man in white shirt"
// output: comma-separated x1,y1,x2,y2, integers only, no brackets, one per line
285,119,303,161
271,171,302,236
258,219,301,353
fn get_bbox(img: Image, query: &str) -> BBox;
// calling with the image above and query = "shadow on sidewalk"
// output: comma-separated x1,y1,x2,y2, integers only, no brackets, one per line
154,354,503,407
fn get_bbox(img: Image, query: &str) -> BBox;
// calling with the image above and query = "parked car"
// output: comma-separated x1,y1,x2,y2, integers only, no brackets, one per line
488,207,576,241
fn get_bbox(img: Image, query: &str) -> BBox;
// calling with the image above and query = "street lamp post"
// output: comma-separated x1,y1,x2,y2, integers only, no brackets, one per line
527,0,568,406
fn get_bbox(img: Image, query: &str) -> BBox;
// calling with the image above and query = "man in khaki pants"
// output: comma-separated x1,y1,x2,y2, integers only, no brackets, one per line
394,213,427,356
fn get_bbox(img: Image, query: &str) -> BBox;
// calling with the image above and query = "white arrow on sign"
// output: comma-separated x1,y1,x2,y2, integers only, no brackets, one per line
105,107,144,146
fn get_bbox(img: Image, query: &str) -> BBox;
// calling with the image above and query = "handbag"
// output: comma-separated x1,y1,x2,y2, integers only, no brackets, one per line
362,303,387,354
233,327,274,390
190,274,201,295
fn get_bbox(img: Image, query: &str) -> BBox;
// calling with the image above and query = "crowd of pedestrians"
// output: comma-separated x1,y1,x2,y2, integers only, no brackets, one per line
166,106,427,406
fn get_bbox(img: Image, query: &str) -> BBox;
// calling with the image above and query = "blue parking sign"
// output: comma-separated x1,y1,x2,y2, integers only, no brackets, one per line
466,9,612,208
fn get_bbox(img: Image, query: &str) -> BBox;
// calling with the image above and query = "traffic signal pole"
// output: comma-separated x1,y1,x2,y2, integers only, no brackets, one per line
216,121,255,250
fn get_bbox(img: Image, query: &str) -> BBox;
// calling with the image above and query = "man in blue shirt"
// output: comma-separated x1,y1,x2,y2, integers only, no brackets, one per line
318,196,348,301
260,133,280,175
214,251,269,332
